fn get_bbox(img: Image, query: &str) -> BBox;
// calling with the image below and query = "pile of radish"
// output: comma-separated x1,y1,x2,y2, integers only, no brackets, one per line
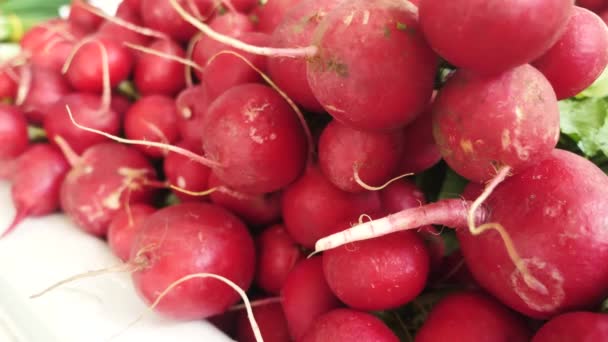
2,0,608,340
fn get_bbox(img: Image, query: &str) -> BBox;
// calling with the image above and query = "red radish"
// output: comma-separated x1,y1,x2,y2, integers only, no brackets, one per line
0,67,19,99
255,224,304,295
379,180,426,214
307,0,438,131
175,84,215,142
130,202,256,320
201,83,307,194
140,0,210,42
532,6,608,99
110,93,132,116
281,257,342,340
68,0,105,32
44,93,121,154
419,0,574,74
432,64,560,183
323,229,429,311
19,65,71,124
300,308,399,342
124,95,180,158
281,166,382,248
398,110,442,174
60,143,157,237
208,173,282,227
2,144,69,238
315,149,608,319
0,104,28,160
107,204,156,262
202,32,270,99
532,311,608,341
318,120,404,192
65,37,134,93
134,39,187,96
97,5,151,46
163,140,212,202
120,0,143,13
414,292,531,342
252,0,302,34
237,302,290,342
267,0,342,112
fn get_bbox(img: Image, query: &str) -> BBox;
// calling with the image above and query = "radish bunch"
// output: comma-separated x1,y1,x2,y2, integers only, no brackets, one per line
2,0,608,340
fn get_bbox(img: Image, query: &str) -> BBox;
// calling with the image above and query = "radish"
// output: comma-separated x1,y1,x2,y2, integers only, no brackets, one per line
255,224,304,295
2,144,70,238
237,302,290,342
414,291,531,342
140,0,212,42
281,166,382,248
398,109,441,174
133,39,187,96
323,229,429,311
60,142,157,237
163,140,212,202
252,0,302,34
379,179,426,214
107,204,156,262
432,64,560,183
306,0,438,131
18,65,72,124
0,66,19,100
208,172,282,227
130,202,256,320
318,119,404,192
315,149,608,319
201,83,308,194
97,4,152,46
68,0,105,33
281,257,342,340
532,311,608,341
419,0,574,74
175,84,214,142
532,6,608,99
300,308,399,342
0,104,28,160
124,95,180,158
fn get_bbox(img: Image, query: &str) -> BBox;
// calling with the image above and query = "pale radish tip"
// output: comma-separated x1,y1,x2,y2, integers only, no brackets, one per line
53,134,81,167
0,208,29,239
353,167,414,191
307,250,321,259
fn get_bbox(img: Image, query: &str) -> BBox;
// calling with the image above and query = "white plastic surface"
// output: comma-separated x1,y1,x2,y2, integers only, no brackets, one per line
0,182,234,342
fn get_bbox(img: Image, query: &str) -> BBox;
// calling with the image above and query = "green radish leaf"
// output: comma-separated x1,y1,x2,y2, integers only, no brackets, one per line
558,97,608,158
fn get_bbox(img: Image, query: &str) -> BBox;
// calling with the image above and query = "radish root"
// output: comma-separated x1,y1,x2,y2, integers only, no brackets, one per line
124,42,204,72
353,167,413,191
229,296,281,311
143,179,218,197
15,64,32,106
53,135,81,167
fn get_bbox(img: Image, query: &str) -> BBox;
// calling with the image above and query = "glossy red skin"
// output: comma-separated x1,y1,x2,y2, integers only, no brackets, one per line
0,105,28,160
139,0,210,42
21,66,72,124
202,83,307,194
318,120,404,192
208,173,282,227
379,179,426,213
532,312,608,341
281,257,342,340
237,302,290,342
21,20,86,72
65,37,134,93
60,143,157,237
192,12,256,73
97,6,150,46
432,65,560,183
11,144,70,219
300,309,399,342
131,202,256,320
281,166,382,248
110,93,132,116
323,230,429,310
68,0,104,32
267,0,342,112
0,67,18,99
202,32,270,99
398,110,442,174
44,94,121,154
175,85,215,142
420,0,574,75
533,7,608,99
458,149,608,318
134,39,186,96
414,292,531,342
124,95,179,158
163,140,212,202
107,204,156,261
307,0,437,131
255,224,304,295
121,0,143,12
252,0,302,33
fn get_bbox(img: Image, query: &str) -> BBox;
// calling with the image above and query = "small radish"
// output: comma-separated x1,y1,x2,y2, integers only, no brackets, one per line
236,302,290,342
163,140,212,202
124,95,180,158
107,204,156,261
252,0,302,34
175,84,215,143
532,311,608,341
255,224,304,295
2,144,70,238
0,66,19,100
281,257,342,340
130,202,256,320
414,291,531,342
68,0,105,33
398,110,441,174
0,104,28,161
140,0,211,42
60,142,157,237
379,180,426,214
300,308,399,342
133,38,187,96
18,65,72,124
97,5,151,46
